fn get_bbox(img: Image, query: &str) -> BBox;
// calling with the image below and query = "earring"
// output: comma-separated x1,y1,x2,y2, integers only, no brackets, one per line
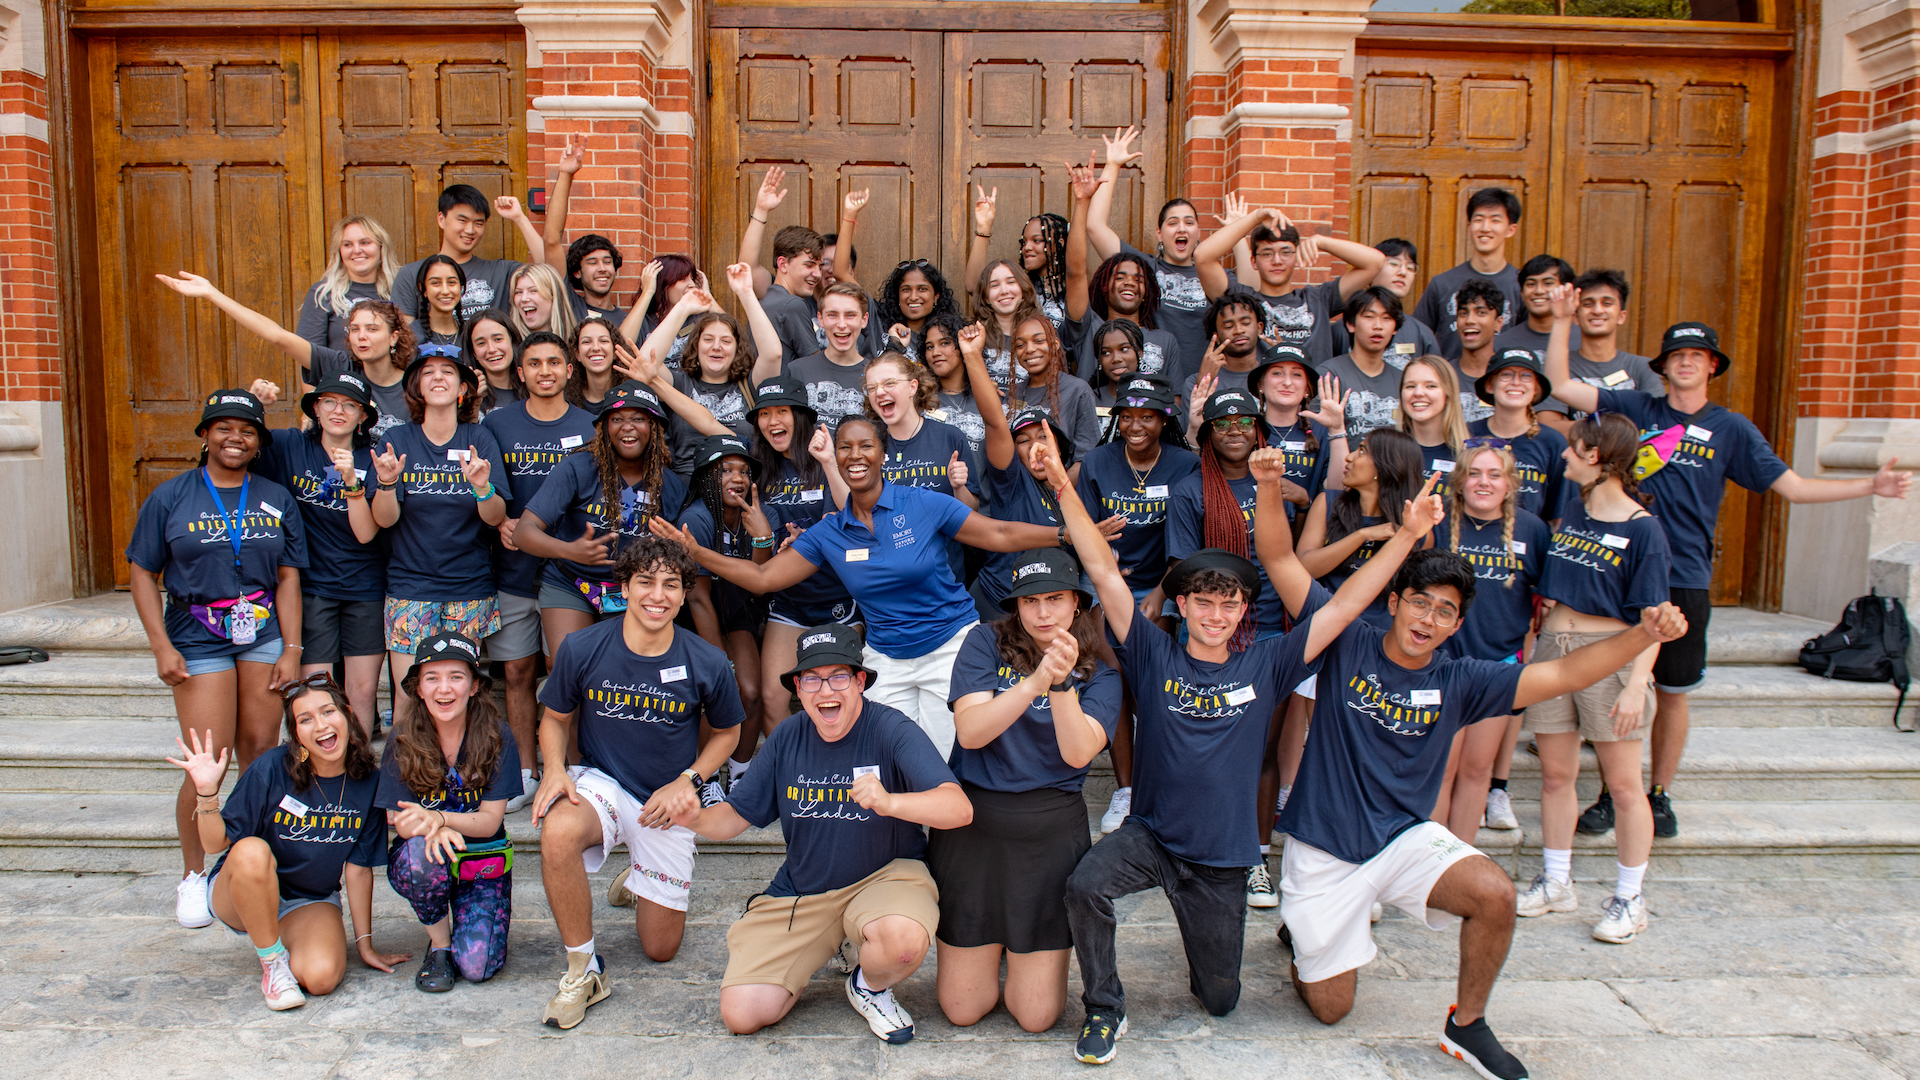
296,745,310,763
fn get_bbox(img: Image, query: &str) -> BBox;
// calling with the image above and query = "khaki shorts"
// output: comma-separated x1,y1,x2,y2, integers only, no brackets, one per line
722,859,940,995
1523,630,1654,742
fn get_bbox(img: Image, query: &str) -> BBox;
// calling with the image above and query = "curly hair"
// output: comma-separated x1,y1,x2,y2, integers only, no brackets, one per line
280,677,378,791
591,406,671,540
1089,252,1162,329
348,298,418,371
678,311,757,384
861,350,940,425
566,234,624,295
610,532,699,590
993,600,1101,683
878,260,961,334
393,663,504,798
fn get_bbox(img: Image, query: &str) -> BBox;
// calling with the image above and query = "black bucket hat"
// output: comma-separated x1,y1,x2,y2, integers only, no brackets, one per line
779,623,878,693
692,432,761,480
402,350,480,396
195,389,270,442
747,375,816,424
405,631,487,686
1651,322,1730,379
1008,405,1077,469
1250,344,1320,399
301,372,380,436
999,548,1092,612
1201,387,1271,443
597,380,668,422
1474,348,1553,406
1162,549,1263,602
1110,375,1178,416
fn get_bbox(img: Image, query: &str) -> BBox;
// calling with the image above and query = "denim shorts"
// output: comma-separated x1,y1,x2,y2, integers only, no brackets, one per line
183,636,286,677
205,863,340,935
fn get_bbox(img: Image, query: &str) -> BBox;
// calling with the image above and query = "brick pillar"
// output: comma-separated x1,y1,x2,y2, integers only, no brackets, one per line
1782,0,1920,619
518,0,697,305
1185,0,1366,282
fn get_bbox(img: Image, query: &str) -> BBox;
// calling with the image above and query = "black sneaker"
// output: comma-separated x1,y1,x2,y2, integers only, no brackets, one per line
1440,1005,1528,1080
415,948,457,993
1076,1011,1127,1065
1576,789,1614,835
1647,786,1677,838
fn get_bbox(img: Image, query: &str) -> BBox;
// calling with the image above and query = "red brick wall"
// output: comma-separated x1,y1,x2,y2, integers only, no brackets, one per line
0,69,56,402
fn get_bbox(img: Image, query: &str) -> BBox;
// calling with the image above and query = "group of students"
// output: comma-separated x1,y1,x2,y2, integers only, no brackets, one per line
135,125,1910,1080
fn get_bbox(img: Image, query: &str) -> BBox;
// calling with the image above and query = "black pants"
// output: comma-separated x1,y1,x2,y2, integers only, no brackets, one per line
1063,818,1246,1018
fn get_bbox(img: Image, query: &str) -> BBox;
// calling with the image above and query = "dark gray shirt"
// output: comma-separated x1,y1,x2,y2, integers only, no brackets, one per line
391,255,521,323
296,280,383,351
788,351,869,432
1412,262,1523,361
1541,348,1664,418
1321,350,1411,439
762,284,822,366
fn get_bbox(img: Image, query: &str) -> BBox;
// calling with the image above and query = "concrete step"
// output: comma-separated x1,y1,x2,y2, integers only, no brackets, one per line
1499,726,1920,802
0,593,149,652
1678,664,1912,728
1700,606,1831,665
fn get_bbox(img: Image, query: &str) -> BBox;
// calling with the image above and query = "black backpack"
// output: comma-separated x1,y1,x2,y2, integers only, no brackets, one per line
1798,591,1912,731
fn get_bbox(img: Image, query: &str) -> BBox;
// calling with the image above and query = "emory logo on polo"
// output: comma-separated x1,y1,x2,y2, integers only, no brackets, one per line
586,677,691,724
1343,672,1442,737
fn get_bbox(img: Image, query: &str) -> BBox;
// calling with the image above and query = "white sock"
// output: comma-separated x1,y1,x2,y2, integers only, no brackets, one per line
567,938,600,973
1259,844,1271,856
854,966,879,993
1113,786,1131,799
1543,848,1572,885
728,757,751,778
1615,861,1646,900
1277,785,1291,812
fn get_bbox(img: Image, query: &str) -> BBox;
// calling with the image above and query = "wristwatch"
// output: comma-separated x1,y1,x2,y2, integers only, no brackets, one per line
1050,681,1075,694
680,768,703,785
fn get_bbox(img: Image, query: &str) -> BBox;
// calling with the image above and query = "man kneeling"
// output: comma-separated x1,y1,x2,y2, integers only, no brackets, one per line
668,624,973,1043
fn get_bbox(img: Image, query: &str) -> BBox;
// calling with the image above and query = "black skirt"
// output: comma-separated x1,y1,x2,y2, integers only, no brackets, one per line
926,782,1091,952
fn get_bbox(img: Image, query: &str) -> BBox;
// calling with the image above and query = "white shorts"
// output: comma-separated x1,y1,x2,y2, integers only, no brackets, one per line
1280,821,1480,983
568,765,698,912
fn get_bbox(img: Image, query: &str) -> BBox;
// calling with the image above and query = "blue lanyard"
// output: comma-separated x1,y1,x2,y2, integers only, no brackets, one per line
200,468,250,579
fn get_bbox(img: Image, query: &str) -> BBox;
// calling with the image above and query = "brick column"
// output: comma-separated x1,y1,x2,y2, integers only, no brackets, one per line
518,0,698,304
1184,0,1366,280
1782,0,1920,619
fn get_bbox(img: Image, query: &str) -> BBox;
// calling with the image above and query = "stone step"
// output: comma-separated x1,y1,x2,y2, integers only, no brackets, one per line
1498,726,1920,802
1697,606,1832,665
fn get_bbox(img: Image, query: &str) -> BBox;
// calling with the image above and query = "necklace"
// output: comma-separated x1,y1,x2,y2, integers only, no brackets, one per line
1126,447,1159,493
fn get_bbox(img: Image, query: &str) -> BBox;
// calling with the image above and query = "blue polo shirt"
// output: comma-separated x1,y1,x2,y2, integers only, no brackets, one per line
788,482,976,658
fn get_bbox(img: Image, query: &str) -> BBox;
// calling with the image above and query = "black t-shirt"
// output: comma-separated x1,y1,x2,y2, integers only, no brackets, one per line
1063,307,1179,384
482,401,599,599
523,452,688,590
392,255,520,324
726,699,958,896
1321,351,1409,439
1078,440,1200,589
216,747,386,901
254,429,383,601
374,720,524,843
946,623,1123,793
1466,417,1568,520
1412,261,1522,361
380,423,512,602
1434,510,1549,661
1539,501,1673,624
1539,349,1662,418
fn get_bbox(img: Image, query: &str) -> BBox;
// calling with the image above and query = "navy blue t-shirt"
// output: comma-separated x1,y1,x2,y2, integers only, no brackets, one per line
524,452,689,590
788,482,977,658
978,460,1101,612
945,623,1122,793
1434,510,1549,661
1418,439,1458,499
126,469,309,658
759,457,853,618
1078,440,1199,590
539,619,745,802
215,747,386,901
1165,468,1288,636
727,699,958,896
1266,416,1332,503
1315,498,1391,629
375,721,524,843
380,422,512,602
1592,389,1789,590
253,430,380,601
1466,417,1568,520
1109,605,1317,867
483,401,598,599
1539,501,1673,625
1278,619,1524,864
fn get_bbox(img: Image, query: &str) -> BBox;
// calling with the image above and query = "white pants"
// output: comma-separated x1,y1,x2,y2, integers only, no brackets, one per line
863,622,976,759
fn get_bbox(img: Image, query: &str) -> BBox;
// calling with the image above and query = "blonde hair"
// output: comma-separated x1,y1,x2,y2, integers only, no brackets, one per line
1397,355,1467,458
1447,443,1520,587
316,215,398,316
507,263,580,340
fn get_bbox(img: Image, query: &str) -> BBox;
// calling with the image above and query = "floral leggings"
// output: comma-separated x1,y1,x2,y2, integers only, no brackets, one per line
388,835,512,982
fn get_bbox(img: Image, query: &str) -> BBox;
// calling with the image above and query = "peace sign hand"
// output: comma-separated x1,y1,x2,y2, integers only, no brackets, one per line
741,484,773,538
166,728,230,797
373,443,405,486
973,184,998,233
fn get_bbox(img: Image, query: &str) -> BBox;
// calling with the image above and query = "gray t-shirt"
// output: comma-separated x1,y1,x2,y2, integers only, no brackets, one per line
1258,280,1344,365
932,391,987,457
666,369,754,477
788,351,870,432
1321,350,1411,439
391,255,521,323
762,285,822,365
1492,319,1580,360
1541,348,1664,418
1010,373,1100,463
1332,311,1441,362
1450,357,1496,425
1412,262,1523,361
297,280,383,351
1121,243,1208,384
1063,309,1178,385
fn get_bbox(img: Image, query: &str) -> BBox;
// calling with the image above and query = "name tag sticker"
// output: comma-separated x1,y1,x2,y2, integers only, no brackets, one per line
800,489,825,502
1602,534,1630,549
1095,406,1111,418
1225,685,1257,707
1394,343,1416,354
845,548,870,562
926,408,949,422
660,665,688,683
1603,370,1632,387
1282,441,1308,452
560,435,584,449
354,469,367,481
1432,459,1455,473
447,450,470,462
279,794,310,818
853,766,880,781
1144,484,1170,499
1509,540,1528,555
1410,688,1442,706
258,501,282,518
1686,424,1714,442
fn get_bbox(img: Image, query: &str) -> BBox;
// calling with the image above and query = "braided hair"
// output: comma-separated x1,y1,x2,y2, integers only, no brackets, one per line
1198,422,1257,652
878,261,961,333
589,408,671,537
1025,212,1068,302
1569,412,1651,508
1448,443,1521,587
691,452,753,560
1090,252,1162,329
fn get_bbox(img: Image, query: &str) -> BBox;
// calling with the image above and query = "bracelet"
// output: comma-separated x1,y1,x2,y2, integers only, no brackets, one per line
751,534,774,548
354,933,372,944
1056,525,1068,548
437,810,449,830
750,214,767,224
975,232,991,239
283,643,303,651
342,487,366,500
377,479,397,490
1327,431,1349,440
472,482,494,502
1049,681,1075,694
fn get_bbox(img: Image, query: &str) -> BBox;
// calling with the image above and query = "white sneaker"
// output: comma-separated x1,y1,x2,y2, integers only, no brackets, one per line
505,769,535,814
1370,901,1384,923
176,870,213,929
260,950,305,1011
846,968,914,1043
1516,873,1579,917
828,937,859,976
1485,789,1519,830
1592,893,1649,943
1100,787,1132,834
1245,862,1279,908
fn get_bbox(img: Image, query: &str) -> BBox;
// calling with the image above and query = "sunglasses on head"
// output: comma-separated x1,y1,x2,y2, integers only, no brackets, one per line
894,259,936,273
281,673,339,700
1464,436,1510,451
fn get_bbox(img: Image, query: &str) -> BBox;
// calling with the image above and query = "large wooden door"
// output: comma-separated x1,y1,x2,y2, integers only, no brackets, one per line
85,30,527,587
1352,46,1781,604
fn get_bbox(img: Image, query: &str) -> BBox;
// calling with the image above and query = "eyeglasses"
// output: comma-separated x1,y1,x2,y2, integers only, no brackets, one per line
1400,593,1460,628
795,672,855,692
312,397,361,413
281,673,339,700
1212,416,1257,431
865,376,914,396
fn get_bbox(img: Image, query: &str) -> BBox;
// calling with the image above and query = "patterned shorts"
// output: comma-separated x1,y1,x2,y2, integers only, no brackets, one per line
383,595,500,654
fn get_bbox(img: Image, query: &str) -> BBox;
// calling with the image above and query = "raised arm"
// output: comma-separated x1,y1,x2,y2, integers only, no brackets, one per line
737,166,787,298
724,262,786,385
1065,159,1100,323
1301,234,1387,305
618,259,662,345
494,196,548,267
1771,458,1913,504
1300,472,1441,660
1033,428,1134,641
959,322,1015,470
612,340,732,438
648,516,821,594
832,188,868,289
154,271,312,365
1194,197,1276,298
540,137,585,268
965,184,997,300
1513,603,1689,710
1085,126,1139,261
1543,283,1598,414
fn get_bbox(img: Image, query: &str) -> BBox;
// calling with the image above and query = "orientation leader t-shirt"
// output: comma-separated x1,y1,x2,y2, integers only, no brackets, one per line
1411,261,1522,361
216,746,386,902
1110,604,1318,867
946,623,1122,793
483,401,599,598
125,469,308,658
1010,376,1101,464
760,458,854,618
1538,501,1673,624
1541,350,1663,418
1265,416,1332,503
1063,309,1178,385
255,429,382,601
1418,440,1458,499
380,422,512,602
1079,440,1200,588
1259,280,1344,365
1316,498,1391,629
788,351,870,433
1321,351,1409,439
392,255,520,323
1165,468,1288,634
787,482,976,658
666,369,755,478
297,279,382,352
977,461,1102,612
1121,242,1209,382
523,451,689,590
539,619,746,801
374,721,524,844
727,698,958,897
760,284,820,365
1592,388,1787,590
1466,417,1568,520
1433,510,1549,661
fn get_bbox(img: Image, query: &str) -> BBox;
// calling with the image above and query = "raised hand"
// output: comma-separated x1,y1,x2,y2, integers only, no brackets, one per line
461,445,491,493
327,446,358,481
165,728,230,796
494,195,524,220
613,341,661,385
807,425,834,465
639,259,663,296
1872,457,1913,499
1548,282,1580,322
1187,371,1216,435
843,188,870,218
1293,232,1322,269
679,285,716,313
1067,159,1102,202
1639,601,1689,644
648,515,704,554
1399,470,1446,539
373,442,405,486
946,451,968,493
572,524,615,566
1031,427,1070,492
1250,446,1288,485
557,135,585,176
1197,335,1228,384
249,379,282,405
1216,192,1250,228
888,323,913,349
153,270,217,299
973,184,998,234
725,262,755,297
1304,373,1348,430
755,166,788,215
957,321,985,359
1101,125,1143,167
